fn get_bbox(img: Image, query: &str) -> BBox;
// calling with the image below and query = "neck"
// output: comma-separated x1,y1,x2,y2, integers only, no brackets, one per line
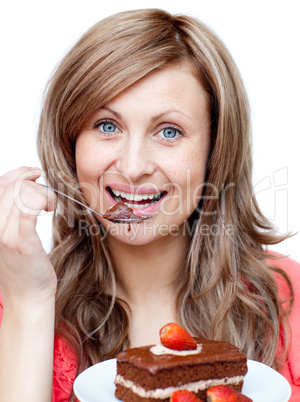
106,231,189,347
107,232,189,302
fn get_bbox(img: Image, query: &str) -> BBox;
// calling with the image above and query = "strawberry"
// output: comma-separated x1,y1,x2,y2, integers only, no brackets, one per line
206,385,252,401
170,390,203,401
159,323,197,351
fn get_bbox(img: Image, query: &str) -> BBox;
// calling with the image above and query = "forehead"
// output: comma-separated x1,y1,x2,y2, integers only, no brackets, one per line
105,63,209,117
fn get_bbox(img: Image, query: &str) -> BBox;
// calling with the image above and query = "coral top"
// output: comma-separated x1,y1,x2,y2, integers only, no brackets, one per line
0,253,300,401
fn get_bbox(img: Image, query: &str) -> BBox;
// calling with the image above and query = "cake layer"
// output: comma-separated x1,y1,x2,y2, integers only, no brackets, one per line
115,338,248,401
115,374,244,401
116,359,246,390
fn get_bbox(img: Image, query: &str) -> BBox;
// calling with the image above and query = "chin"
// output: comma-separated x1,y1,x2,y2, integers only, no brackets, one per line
103,219,183,246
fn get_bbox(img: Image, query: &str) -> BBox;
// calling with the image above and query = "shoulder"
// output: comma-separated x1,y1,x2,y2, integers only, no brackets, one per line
265,250,300,273
265,250,300,297
266,252,300,399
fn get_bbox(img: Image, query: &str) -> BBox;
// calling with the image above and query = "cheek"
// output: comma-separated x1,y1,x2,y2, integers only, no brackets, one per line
75,138,104,183
161,158,206,217
176,152,208,211
75,139,106,206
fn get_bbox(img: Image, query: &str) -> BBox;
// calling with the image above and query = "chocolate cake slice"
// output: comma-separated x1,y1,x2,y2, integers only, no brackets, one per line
115,338,248,402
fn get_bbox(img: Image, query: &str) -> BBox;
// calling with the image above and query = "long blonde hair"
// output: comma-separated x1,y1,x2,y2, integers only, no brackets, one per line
37,8,293,378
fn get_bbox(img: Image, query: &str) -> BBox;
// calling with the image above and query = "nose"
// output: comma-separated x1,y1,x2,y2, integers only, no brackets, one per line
115,136,156,182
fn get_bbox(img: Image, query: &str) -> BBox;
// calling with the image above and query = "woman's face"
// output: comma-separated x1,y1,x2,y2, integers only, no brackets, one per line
75,63,211,245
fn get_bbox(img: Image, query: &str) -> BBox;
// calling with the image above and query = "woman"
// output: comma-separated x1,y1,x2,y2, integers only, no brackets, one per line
0,9,299,402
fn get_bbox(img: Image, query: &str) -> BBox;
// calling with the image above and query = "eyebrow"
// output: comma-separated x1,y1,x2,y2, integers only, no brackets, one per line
101,106,122,119
101,106,192,122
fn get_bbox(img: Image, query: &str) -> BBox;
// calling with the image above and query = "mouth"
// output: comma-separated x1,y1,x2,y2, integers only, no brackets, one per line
107,186,167,210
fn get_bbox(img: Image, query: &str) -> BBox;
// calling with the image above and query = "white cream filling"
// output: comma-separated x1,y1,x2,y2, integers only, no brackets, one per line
150,343,202,356
115,374,244,399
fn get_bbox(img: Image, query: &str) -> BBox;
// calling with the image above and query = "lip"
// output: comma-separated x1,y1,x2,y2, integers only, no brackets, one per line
105,185,168,217
132,192,167,216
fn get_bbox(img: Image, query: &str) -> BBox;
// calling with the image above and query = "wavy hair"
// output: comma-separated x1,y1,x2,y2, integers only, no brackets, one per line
37,8,293,388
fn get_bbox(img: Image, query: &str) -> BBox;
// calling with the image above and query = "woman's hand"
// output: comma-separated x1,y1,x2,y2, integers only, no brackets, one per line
0,166,57,309
0,166,56,402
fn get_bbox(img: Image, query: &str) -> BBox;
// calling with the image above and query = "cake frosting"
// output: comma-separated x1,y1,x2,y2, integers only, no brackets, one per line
114,337,248,402
150,342,202,356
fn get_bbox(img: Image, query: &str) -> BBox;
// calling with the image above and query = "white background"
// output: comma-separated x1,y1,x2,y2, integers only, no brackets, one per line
0,0,299,261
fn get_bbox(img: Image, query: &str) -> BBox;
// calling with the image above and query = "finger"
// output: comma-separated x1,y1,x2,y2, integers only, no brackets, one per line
0,176,50,234
0,183,46,246
0,166,42,198
13,167,43,197
14,180,55,217
18,194,54,243
17,183,56,241
0,182,18,233
0,191,49,252
0,181,55,242
0,193,21,250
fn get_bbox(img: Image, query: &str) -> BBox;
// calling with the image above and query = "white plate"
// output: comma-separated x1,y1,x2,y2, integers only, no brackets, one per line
74,358,291,402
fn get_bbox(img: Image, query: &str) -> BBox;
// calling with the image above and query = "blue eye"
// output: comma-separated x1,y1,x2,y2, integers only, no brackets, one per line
156,125,183,141
101,122,118,132
163,128,177,138
93,119,120,134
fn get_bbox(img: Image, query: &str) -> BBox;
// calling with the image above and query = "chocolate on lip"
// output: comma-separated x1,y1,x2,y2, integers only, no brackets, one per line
103,201,141,221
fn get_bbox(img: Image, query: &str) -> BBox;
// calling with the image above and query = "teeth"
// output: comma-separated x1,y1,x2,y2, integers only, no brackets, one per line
110,188,162,202
124,202,152,209
135,194,143,201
